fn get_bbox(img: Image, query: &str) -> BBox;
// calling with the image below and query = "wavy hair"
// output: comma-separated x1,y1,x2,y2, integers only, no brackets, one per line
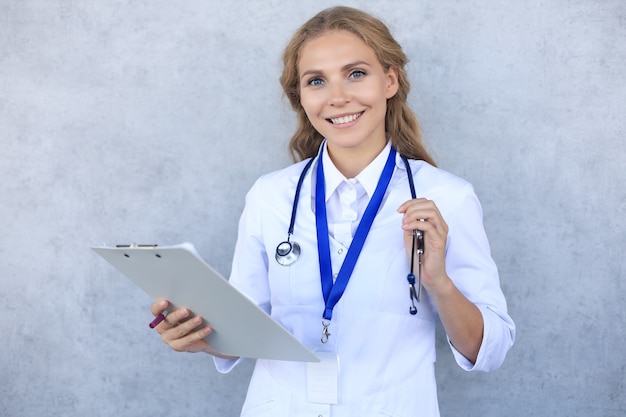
280,6,436,166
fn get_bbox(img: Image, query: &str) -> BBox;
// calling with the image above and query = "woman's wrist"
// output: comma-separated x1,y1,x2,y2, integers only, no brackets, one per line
424,274,454,301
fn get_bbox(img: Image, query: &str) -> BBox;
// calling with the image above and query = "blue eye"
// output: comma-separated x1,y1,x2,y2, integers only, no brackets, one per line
308,77,324,86
349,70,366,79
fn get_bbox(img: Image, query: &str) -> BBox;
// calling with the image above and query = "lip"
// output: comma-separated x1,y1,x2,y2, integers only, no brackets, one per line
325,111,364,127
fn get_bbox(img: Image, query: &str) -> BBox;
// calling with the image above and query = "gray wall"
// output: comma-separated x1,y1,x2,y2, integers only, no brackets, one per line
1,1,624,416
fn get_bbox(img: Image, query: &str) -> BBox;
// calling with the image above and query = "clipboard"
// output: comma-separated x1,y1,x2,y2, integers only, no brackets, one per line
92,243,319,363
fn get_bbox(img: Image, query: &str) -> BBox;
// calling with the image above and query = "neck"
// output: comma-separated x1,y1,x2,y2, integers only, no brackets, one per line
326,139,387,179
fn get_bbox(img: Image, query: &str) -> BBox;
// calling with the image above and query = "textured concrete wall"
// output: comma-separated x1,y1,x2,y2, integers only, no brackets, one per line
1,1,624,416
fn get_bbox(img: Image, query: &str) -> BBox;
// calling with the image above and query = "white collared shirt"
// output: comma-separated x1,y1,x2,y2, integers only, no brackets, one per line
215,143,516,417
321,140,391,248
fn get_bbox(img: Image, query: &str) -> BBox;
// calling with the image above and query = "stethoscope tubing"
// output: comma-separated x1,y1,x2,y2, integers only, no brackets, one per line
274,148,424,315
286,157,315,239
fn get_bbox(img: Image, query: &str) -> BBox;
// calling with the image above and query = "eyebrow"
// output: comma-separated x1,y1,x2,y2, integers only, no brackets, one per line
300,60,371,80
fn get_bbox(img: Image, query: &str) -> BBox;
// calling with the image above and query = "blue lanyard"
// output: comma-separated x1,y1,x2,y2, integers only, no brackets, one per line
315,146,397,331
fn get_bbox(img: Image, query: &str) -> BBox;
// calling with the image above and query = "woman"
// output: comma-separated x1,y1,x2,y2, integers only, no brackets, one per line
151,6,515,416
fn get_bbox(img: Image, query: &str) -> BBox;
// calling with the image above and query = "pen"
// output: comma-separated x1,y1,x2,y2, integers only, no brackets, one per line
149,313,166,328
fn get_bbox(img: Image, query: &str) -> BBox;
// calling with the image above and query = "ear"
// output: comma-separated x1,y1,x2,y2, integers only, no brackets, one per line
384,66,400,99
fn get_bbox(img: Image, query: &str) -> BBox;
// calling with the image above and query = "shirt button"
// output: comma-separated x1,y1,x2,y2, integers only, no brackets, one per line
338,248,344,254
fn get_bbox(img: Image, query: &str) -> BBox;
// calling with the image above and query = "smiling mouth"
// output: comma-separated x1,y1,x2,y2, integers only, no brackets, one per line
327,112,363,125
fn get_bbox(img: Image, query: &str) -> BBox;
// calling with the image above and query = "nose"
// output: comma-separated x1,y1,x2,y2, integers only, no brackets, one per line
328,82,350,106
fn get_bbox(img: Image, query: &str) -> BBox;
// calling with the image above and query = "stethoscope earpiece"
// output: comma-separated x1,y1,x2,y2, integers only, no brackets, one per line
275,240,301,266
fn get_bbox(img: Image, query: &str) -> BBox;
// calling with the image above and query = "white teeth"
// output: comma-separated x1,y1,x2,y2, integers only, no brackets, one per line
330,112,361,124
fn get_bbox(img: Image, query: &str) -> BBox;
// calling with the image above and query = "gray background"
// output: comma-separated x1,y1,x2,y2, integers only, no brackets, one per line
1,0,624,416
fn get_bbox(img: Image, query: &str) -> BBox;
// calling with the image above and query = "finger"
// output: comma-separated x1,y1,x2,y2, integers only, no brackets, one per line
401,204,437,224
150,299,169,316
161,314,204,341
169,325,213,353
403,219,435,232
402,212,436,232
154,307,190,333
397,198,428,213
163,307,190,326
401,199,437,217
401,202,443,230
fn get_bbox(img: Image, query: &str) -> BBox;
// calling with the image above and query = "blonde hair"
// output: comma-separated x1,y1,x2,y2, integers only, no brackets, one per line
280,6,436,166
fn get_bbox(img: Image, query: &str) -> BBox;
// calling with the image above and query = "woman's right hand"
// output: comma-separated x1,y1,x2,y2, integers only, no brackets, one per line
150,299,239,359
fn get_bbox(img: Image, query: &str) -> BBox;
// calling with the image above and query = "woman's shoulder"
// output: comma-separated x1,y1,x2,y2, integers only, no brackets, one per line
406,159,479,214
410,160,473,192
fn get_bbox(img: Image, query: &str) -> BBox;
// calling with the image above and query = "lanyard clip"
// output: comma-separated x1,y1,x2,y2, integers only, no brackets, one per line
321,320,331,344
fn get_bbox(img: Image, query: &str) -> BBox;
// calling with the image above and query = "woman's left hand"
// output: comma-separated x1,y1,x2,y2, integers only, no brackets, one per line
397,198,450,292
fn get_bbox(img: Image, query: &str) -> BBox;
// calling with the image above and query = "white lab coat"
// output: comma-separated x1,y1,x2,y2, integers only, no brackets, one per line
215,144,515,417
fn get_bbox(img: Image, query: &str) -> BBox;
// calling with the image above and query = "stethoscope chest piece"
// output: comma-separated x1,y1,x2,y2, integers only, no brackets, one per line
275,156,315,267
275,239,301,266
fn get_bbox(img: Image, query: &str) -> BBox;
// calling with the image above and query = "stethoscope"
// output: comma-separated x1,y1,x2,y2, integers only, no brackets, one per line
274,150,424,315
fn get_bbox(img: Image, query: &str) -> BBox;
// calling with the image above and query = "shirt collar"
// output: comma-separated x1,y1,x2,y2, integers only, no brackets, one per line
320,140,392,201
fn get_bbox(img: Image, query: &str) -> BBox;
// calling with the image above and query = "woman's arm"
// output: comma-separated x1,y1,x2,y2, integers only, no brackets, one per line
398,198,484,363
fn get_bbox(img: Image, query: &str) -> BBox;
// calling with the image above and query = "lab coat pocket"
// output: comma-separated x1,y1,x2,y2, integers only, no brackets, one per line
267,244,321,307
241,360,292,417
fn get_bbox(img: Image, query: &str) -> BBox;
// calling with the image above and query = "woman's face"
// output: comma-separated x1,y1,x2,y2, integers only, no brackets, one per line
297,30,398,163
